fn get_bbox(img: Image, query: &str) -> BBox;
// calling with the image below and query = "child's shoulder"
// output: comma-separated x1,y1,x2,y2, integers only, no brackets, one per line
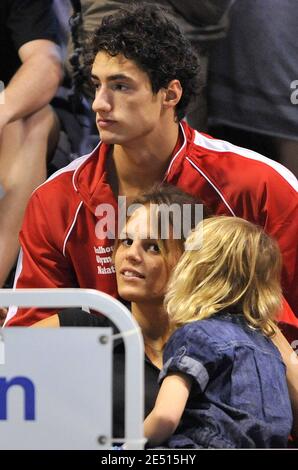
175,312,275,352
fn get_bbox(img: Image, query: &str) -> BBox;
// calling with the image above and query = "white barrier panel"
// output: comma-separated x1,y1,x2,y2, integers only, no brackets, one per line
0,327,112,450
0,289,144,450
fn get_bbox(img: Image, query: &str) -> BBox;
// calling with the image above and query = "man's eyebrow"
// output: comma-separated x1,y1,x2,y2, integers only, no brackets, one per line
108,74,134,81
90,73,134,82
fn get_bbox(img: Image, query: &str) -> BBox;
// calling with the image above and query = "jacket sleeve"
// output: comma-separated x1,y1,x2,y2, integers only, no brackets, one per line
219,156,298,319
250,169,298,319
188,130,298,318
5,191,78,326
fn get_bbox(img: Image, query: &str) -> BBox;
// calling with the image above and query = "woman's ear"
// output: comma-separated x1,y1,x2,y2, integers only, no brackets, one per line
162,79,183,110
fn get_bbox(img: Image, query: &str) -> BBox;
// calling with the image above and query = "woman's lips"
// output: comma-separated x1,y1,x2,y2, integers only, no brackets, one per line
120,269,145,281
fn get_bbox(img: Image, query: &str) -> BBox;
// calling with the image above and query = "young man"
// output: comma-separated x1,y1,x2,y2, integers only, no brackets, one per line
5,4,298,333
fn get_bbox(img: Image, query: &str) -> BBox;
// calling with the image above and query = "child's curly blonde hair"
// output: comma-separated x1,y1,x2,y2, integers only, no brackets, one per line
165,216,282,336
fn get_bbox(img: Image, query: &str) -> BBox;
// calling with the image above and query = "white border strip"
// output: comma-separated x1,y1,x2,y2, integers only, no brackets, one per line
12,248,23,290
72,142,101,191
186,157,236,216
62,201,83,257
194,131,298,191
3,250,24,325
165,122,187,177
3,248,23,326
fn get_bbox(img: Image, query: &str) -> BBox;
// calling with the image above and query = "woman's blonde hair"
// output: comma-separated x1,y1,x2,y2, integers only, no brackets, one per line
165,216,282,336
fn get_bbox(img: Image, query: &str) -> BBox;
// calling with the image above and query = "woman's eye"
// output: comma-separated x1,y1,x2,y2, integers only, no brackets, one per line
147,243,160,253
122,238,133,247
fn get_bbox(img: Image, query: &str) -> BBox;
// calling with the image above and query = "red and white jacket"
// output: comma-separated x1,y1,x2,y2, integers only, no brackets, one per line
6,121,298,332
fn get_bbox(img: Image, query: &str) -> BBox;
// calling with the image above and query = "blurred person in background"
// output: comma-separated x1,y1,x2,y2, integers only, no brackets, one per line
208,0,298,176
0,0,62,293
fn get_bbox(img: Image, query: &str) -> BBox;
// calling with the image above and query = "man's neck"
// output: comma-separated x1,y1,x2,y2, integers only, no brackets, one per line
108,121,180,197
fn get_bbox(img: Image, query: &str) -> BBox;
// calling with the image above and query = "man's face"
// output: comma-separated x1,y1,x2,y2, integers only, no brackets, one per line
91,52,165,145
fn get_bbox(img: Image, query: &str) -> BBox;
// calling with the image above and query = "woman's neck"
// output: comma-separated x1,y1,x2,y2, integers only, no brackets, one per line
131,301,171,369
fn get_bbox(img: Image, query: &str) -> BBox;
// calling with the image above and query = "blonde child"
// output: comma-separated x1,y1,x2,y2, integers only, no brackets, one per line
144,216,293,448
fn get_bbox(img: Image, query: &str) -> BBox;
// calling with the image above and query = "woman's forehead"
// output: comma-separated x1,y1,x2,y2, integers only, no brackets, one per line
123,206,157,239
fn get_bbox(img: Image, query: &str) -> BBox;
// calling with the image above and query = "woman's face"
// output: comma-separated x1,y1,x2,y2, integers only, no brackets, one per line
115,206,180,304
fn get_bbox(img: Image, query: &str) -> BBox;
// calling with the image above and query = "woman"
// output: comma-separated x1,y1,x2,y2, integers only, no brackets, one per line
32,184,204,436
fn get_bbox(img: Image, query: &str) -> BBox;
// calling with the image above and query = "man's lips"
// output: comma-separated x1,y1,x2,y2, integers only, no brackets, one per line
97,119,116,128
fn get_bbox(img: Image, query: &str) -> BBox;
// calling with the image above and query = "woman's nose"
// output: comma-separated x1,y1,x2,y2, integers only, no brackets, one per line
125,241,142,263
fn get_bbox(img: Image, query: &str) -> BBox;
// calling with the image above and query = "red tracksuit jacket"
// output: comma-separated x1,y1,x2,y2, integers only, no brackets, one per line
6,121,298,332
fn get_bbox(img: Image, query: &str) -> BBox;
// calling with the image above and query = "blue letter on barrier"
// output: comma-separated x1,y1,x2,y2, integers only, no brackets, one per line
0,376,35,420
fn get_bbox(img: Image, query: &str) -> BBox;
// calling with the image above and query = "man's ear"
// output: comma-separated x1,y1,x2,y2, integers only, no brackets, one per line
162,79,183,110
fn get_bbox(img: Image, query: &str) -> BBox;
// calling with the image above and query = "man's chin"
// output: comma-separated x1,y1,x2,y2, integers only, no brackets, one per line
99,133,126,146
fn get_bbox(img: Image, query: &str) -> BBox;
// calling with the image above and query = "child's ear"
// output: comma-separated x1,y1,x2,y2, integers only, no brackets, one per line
163,79,183,109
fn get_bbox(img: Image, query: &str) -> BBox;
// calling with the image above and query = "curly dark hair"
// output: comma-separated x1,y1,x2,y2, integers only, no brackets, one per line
85,3,201,121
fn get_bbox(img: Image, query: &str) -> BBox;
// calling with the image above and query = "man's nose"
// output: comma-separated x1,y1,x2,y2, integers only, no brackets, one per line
92,87,112,113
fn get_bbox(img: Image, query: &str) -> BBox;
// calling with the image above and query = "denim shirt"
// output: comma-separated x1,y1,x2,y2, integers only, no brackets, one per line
160,312,293,448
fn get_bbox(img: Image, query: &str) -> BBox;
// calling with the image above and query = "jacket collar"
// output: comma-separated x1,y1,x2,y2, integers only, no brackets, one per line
73,120,195,213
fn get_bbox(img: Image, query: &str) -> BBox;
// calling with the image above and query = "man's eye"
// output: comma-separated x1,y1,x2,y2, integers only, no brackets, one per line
112,83,129,91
